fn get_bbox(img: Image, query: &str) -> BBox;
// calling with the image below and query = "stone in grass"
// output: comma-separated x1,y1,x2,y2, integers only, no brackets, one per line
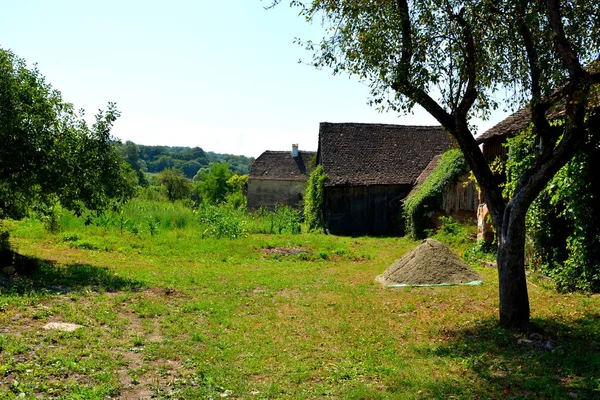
42,322,83,332
376,238,482,286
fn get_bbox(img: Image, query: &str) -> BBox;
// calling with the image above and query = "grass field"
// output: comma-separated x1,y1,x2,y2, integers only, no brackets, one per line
1,210,599,399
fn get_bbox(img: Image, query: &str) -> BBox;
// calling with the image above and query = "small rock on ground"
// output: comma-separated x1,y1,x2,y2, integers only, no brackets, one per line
42,322,83,332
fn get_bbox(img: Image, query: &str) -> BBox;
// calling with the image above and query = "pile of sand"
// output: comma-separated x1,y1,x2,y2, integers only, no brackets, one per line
376,238,482,286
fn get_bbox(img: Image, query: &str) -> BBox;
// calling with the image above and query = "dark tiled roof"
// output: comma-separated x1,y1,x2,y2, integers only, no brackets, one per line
477,64,600,144
319,123,453,186
249,150,315,181
476,107,532,144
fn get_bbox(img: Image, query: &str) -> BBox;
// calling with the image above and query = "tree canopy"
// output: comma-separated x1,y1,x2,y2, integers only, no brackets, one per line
158,168,192,202
118,143,255,179
281,0,600,326
0,48,133,221
195,163,234,205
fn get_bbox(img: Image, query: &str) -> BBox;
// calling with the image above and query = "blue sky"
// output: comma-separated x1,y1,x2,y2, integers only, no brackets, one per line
2,0,508,157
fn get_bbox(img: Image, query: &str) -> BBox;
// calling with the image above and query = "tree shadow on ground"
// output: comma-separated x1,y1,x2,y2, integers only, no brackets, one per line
0,254,145,295
422,315,600,399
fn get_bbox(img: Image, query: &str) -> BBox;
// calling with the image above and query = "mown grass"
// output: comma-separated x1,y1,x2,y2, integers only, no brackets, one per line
1,207,599,399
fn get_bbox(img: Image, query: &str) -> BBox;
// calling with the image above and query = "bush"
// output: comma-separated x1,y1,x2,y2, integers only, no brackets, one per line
269,205,302,234
159,168,192,202
304,165,327,232
197,204,248,239
246,206,302,235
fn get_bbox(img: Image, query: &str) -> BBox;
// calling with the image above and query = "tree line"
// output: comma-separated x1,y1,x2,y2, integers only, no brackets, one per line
118,140,254,181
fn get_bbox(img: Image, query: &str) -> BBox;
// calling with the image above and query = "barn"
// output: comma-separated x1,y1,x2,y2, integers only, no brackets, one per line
317,122,453,235
247,145,316,211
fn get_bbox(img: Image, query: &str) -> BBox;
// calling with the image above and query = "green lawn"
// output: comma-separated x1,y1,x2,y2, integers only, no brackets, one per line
1,218,599,399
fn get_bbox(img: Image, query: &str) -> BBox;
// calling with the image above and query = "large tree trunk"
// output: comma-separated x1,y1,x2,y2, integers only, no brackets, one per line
497,202,530,327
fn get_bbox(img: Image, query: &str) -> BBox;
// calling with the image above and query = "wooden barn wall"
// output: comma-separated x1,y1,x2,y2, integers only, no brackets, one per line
482,136,508,162
324,185,411,235
247,179,307,211
442,174,478,215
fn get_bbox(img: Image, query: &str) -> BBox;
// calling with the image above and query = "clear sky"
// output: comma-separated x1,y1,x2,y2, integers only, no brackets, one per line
2,0,508,158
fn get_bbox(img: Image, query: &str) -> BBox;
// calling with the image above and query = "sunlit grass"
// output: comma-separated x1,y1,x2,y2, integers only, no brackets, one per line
1,211,599,399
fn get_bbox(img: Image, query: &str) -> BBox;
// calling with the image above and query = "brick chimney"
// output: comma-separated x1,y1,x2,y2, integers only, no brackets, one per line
291,144,299,157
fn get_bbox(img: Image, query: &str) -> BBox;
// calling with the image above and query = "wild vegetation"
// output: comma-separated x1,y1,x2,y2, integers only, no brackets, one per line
403,150,468,239
2,206,600,398
303,165,327,232
504,115,600,292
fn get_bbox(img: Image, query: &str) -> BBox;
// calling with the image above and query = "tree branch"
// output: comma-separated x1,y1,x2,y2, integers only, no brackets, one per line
513,121,585,210
391,0,504,229
512,0,592,211
515,0,559,163
392,0,455,129
546,0,584,78
451,9,477,119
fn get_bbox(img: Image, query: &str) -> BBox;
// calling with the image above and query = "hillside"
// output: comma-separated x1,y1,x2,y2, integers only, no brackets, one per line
119,141,255,179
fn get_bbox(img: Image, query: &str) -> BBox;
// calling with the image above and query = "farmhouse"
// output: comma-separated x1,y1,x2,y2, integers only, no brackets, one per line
247,145,316,211
317,122,453,235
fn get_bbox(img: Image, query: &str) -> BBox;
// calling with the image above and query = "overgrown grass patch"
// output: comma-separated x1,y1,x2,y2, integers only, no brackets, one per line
0,217,599,398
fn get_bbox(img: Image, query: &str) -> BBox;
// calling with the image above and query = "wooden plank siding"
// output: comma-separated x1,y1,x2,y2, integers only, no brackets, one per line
324,185,411,235
442,175,478,215
482,136,508,163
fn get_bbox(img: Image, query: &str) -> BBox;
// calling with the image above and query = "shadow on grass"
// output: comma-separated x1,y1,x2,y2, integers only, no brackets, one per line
0,255,145,295
425,316,600,399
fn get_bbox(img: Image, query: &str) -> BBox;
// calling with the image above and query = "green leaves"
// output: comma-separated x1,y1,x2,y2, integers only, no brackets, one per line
403,149,468,239
303,164,327,232
194,163,234,205
504,114,600,292
0,48,133,221
158,168,192,202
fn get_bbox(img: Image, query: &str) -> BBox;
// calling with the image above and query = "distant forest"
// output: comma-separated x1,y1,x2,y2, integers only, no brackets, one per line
119,141,255,179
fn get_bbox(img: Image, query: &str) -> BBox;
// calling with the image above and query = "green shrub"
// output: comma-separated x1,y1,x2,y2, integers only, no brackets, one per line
304,165,327,232
34,203,62,233
270,205,302,234
198,204,248,239
431,219,476,250
437,216,460,235
504,114,600,292
463,240,497,263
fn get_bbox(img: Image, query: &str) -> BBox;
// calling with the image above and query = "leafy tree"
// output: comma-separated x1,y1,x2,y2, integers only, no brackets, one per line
158,168,192,202
195,163,233,204
0,48,133,221
205,152,255,175
225,173,248,208
279,0,600,326
148,155,175,173
180,146,207,162
181,160,202,179
121,140,141,169
120,140,148,186
226,174,248,194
